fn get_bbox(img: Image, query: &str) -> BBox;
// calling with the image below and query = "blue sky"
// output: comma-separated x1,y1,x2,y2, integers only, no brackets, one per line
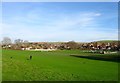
1,2,118,42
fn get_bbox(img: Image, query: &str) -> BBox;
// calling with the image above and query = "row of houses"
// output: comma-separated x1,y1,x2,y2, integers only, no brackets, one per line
1,41,120,52
81,42,119,50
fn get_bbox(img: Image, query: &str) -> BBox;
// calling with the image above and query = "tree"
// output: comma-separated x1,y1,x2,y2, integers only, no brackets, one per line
14,39,23,45
24,40,29,44
2,37,12,45
14,39,23,49
65,41,79,49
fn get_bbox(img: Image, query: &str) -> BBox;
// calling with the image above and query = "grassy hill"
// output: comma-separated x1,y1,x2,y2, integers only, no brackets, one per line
94,40,119,43
2,49,118,81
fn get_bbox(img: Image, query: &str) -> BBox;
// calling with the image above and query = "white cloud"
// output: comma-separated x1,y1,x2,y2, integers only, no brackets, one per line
94,13,101,16
2,12,117,42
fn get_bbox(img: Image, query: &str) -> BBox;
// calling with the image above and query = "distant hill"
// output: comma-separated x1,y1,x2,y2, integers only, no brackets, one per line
95,40,119,43
29,40,119,44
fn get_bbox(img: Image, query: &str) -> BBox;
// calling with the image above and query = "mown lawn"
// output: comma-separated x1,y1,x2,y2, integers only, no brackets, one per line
2,49,118,81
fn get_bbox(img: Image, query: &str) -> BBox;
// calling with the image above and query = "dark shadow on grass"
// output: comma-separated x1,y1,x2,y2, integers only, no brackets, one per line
70,54,120,63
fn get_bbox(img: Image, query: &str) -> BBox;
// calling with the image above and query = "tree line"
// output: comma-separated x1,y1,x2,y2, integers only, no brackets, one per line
1,37,120,52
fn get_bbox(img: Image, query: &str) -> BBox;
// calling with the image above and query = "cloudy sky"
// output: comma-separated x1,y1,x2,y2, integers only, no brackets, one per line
1,2,118,42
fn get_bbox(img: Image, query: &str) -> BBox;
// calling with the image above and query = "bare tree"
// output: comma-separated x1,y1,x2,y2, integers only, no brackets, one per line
14,39,23,49
24,40,29,44
2,37,12,45
14,39,23,45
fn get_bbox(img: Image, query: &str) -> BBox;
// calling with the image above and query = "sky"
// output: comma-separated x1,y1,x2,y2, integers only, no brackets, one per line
1,2,118,42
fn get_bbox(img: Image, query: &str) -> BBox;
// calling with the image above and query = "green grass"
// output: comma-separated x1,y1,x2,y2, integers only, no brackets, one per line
2,49,118,81
0,49,2,82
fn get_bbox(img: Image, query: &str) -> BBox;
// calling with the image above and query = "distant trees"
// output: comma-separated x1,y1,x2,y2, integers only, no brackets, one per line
65,41,79,49
14,39,29,45
14,39,29,50
14,39,23,45
24,40,29,44
1,37,119,51
1,37,12,49
57,41,80,50
2,37,12,45
14,39,23,49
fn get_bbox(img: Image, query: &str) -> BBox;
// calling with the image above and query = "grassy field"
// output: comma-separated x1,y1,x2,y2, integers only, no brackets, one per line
0,49,2,82
2,49,118,81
